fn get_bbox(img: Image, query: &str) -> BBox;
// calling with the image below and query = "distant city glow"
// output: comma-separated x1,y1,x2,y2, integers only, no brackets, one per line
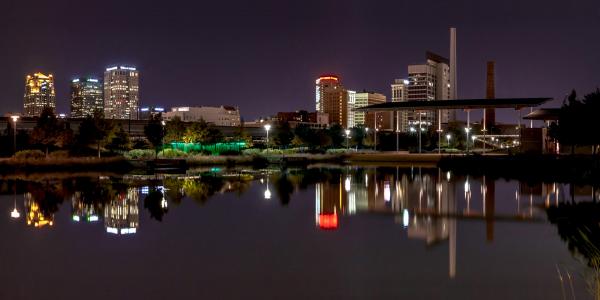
72,215,80,222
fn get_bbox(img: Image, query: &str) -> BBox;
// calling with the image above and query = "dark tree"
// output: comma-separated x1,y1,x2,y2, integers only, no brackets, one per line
327,124,345,148
274,121,294,148
30,107,62,157
144,113,165,158
106,124,131,152
549,90,600,155
350,125,367,149
164,116,185,143
76,110,113,157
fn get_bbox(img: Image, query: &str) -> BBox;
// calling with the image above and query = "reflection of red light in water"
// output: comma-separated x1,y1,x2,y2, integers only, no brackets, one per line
318,213,338,230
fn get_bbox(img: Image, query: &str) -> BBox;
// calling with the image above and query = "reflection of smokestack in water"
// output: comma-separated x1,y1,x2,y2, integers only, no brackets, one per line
484,61,496,129
484,176,495,242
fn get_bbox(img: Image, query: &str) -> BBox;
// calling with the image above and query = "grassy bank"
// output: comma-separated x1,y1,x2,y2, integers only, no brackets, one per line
184,153,348,168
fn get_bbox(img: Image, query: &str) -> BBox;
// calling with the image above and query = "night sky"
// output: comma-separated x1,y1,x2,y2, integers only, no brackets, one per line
1,0,599,122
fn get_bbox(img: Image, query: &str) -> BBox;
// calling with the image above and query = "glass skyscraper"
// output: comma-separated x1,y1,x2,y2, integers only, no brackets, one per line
70,77,103,118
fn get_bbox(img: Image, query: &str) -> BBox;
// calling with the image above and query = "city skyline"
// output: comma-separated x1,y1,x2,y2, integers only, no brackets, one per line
1,0,599,122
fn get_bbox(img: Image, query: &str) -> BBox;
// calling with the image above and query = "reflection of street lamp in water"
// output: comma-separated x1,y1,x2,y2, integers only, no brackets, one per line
10,186,20,219
264,173,271,200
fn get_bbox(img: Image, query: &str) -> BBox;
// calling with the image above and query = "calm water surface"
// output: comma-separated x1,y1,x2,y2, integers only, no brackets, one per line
0,166,597,299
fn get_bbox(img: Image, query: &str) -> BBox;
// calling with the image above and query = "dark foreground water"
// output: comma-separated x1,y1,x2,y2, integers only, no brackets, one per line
0,166,598,299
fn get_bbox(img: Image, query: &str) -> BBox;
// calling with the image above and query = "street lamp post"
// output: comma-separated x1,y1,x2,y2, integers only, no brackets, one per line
161,120,166,156
365,127,369,150
465,127,470,153
264,124,271,153
345,129,350,150
10,115,19,155
446,134,451,148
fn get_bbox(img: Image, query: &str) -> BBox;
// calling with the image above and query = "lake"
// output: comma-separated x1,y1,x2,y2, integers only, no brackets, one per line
0,166,597,299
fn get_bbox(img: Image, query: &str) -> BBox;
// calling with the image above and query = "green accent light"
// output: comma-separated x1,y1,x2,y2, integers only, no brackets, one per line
168,141,247,155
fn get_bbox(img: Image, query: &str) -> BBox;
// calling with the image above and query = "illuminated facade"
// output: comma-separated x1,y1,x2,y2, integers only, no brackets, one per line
163,106,241,126
315,75,350,128
391,79,409,132
23,73,56,117
70,77,103,118
104,187,139,235
354,92,390,130
347,90,356,128
405,52,453,131
104,66,140,120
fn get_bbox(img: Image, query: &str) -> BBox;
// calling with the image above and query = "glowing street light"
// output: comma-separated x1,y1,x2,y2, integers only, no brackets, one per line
264,124,271,152
345,129,351,150
446,134,451,148
465,127,471,153
10,115,19,155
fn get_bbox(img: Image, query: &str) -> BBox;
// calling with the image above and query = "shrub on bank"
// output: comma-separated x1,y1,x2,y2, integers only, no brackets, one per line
159,148,187,158
49,150,70,159
124,149,155,160
242,149,262,156
326,148,349,154
13,150,45,160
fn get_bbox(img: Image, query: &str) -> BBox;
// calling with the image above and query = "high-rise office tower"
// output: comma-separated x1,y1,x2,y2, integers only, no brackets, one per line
70,77,103,118
347,90,356,128
484,61,496,129
391,79,409,132
23,73,56,117
315,75,350,128
354,91,389,129
404,52,451,131
104,66,140,119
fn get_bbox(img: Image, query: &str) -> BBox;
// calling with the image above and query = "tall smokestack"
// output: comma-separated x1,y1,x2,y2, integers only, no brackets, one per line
450,28,457,100
485,61,496,128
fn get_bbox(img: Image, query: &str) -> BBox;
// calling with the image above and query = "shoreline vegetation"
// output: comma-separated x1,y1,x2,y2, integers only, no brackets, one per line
2,150,599,184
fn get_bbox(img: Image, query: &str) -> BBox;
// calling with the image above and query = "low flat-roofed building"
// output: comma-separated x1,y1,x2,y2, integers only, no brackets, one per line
163,105,241,126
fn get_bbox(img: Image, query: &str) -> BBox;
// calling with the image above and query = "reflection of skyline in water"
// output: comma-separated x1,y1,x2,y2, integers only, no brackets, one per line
105,187,139,235
3,168,600,296
25,192,54,228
